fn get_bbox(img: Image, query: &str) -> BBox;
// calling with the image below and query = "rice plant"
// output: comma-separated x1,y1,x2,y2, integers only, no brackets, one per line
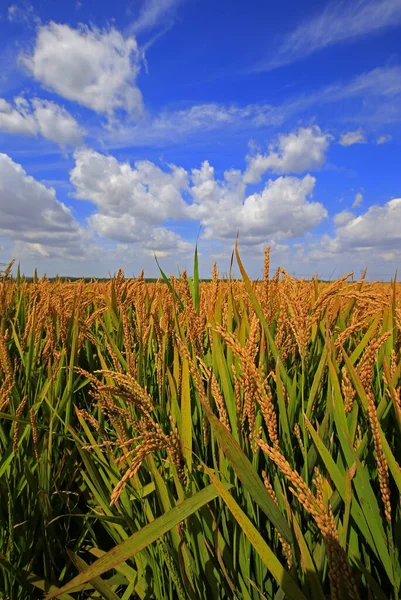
0,245,400,599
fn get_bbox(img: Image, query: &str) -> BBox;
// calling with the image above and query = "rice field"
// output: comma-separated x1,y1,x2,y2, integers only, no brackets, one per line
0,245,400,600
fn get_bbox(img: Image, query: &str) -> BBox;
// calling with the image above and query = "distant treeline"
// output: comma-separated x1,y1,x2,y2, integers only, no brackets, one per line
16,276,215,283
7,275,344,284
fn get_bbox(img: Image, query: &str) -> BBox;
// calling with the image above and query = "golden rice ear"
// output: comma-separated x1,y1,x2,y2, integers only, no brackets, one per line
1,250,399,600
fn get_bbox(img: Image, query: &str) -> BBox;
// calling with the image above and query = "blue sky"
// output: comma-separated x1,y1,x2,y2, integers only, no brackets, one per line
0,0,401,279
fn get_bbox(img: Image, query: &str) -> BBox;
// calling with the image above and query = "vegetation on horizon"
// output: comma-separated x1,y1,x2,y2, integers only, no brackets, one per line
0,246,400,599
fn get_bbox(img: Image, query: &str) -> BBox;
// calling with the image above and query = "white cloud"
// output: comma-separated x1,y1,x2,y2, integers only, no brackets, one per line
321,198,401,257
338,129,366,147
188,164,327,244
277,66,401,125
7,2,40,26
336,198,401,250
276,67,401,128
259,0,401,71
243,126,331,183
337,66,401,100
381,252,397,261
0,97,36,136
153,103,281,130
376,134,392,144
70,148,190,252
22,23,143,119
103,66,401,149
333,210,355,227
71,148,188,226
70,148,327,249
353,192,363,207
296,66,401,127
87,214,191,255
129,0,182,33
0,153,88,258
7,4,18,20
30,99,86,146
0,96,85,146
142,228,193,256
104,102,284,147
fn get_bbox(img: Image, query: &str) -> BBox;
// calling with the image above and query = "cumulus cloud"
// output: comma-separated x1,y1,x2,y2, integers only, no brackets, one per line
70,148,328,249
141,228,193,256
0,96,85,146
333,210,355,227
335,199,401,250
243,126,331,183
70,148,191,252
0,153,88,258
22,23,143,119
68,142,401,276
319,198,401,260
338,129,366,146
0,97,36,136
189,164,327,243
71,148,188,228
353,192,363,207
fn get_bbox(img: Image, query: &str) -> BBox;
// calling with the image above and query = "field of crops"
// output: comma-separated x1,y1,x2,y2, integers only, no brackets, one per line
0,246,400,600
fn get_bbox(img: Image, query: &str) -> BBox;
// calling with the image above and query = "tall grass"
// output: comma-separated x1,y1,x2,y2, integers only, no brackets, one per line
0,246,400,599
